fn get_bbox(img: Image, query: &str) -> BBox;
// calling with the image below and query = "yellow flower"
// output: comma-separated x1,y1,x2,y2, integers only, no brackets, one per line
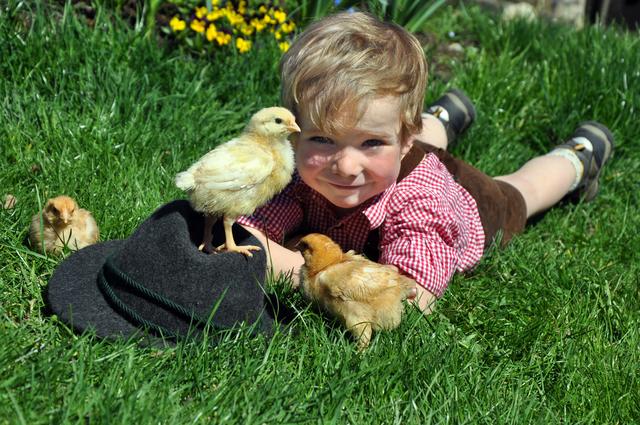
169,16,186,31
206,24,217,42
190,19,205,33
228,12,245,26
251,18,266,32
207,9,222,21
279,41,290,52
274,30,282,40
263,14,274,25
216,32,231,46
273,10,287,24
240,24,254,36
258,5,267,13
281,21,296,33
195,6,207,19
236,37,252,53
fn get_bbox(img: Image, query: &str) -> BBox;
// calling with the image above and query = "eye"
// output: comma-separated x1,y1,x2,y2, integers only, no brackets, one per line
362,139,385,147
275,118,283,124
309,136,333,144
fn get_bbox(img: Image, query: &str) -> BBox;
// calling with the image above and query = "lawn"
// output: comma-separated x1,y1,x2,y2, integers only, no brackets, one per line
1,1,639,423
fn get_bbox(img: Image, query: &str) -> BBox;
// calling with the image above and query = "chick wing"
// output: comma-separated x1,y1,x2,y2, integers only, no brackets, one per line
318,254,412,303
179,138,275,192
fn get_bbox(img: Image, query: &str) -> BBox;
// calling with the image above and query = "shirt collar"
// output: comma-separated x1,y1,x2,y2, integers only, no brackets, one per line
361,182,396,229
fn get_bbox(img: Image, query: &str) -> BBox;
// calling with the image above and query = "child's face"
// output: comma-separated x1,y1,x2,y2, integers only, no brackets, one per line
296,96,412,215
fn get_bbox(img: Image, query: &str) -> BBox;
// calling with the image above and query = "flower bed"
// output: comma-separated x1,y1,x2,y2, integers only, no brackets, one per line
165,0,296,54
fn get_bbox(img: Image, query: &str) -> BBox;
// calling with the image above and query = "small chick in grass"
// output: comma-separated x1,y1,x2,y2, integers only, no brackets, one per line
29,195,99,254
176,107,300,256
298,233,417,351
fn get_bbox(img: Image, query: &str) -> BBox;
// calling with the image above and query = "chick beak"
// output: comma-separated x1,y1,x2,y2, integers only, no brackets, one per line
287,122,301,133
294,239,309,253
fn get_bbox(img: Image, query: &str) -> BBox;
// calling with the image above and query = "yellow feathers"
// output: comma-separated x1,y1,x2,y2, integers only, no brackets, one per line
175,107,300,256
298,233,417,350
29,195,100,254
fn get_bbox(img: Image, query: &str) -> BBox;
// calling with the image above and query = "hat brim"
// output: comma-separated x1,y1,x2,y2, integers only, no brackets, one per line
46,239,155,341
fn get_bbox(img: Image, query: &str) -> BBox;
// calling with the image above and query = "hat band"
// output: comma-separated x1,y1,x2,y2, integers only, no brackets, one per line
97,255,224,339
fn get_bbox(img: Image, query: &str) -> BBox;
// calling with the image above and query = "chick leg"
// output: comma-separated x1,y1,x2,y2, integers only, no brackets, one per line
217,215,261,257
198,215,216,253
346,317,373,352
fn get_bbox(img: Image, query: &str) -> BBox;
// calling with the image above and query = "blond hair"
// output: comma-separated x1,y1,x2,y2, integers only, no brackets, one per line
280,11,428,143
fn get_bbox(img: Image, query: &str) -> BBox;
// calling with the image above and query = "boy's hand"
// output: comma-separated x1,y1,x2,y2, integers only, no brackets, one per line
241,225,305,288
411,285,437,316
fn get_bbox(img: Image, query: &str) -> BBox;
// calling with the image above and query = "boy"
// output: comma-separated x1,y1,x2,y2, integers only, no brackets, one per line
237,11,614,314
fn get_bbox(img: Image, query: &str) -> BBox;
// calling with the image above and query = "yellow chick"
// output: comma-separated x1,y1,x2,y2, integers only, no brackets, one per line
298,233,417,351
29,195,100,254
175,107,300,256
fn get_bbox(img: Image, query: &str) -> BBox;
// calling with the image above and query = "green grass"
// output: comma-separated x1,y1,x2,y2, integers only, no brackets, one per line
2,1,639,423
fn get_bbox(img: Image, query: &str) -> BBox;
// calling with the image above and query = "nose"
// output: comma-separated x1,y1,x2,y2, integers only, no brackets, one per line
332,147,363,177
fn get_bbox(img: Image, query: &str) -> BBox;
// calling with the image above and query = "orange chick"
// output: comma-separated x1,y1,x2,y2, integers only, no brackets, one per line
298,233,417,351
29,195,100,254
175,107,300,256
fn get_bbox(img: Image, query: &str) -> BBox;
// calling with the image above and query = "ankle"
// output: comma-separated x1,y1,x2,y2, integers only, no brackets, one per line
547,141,590,191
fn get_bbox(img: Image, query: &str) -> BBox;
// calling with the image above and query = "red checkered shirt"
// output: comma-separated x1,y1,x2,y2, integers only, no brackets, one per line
237,153,485,297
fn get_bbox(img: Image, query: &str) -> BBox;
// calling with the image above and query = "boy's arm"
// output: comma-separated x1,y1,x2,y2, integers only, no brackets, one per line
246,223,436,314
242,225,305,287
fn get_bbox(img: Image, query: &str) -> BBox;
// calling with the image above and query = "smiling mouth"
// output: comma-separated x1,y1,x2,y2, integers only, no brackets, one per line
328,182,363,190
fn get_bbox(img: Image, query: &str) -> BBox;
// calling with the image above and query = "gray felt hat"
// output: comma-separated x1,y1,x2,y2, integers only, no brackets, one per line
46,200,275,344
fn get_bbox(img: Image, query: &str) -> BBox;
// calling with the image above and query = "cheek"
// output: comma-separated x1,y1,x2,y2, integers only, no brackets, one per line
367,150,402,181
296,145,331,170
301,154,327,168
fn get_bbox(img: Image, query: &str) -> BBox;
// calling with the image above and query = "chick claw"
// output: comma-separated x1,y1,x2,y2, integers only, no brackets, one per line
216,243,262,257
198,242,215,254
